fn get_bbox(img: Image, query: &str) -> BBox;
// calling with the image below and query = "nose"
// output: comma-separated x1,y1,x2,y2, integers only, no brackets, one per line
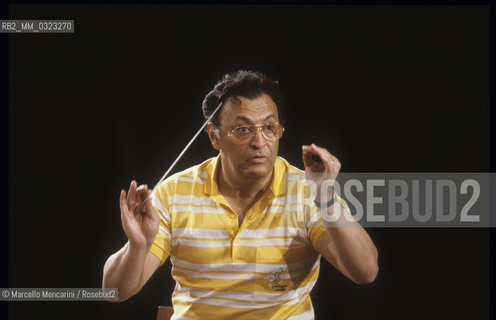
249,127,266,149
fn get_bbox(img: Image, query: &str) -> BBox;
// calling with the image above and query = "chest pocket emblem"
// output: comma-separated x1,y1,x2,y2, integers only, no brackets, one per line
265,267,288,292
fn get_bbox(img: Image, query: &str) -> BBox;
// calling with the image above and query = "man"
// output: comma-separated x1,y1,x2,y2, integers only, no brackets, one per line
102,70,378,319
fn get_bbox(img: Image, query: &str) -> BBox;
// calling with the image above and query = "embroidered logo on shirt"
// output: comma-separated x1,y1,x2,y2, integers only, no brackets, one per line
265,268,288,292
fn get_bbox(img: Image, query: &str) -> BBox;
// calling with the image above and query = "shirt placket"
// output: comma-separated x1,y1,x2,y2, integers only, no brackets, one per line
230,194,274,261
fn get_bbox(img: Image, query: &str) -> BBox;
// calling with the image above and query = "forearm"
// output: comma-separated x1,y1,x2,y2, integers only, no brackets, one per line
320,202,379,284
102,242,149,301
303,144,378,283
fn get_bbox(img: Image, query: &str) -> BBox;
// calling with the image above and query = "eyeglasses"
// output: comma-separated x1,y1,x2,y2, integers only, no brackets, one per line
222,123,285,145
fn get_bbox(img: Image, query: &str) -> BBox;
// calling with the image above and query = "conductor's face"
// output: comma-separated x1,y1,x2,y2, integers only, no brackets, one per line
209,93,281,182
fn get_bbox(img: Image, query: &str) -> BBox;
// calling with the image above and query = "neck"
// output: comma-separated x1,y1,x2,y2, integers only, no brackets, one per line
217,164,273,200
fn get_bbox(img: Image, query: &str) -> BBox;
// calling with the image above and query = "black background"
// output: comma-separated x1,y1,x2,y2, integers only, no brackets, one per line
4,4,492,320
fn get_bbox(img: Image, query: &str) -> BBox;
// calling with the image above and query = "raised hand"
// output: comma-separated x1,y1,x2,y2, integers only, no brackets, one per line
119,181,159,250
302,143,341,203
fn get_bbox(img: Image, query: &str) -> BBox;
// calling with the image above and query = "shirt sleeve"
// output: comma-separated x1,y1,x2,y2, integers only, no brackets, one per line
149,183,172,264
307,204,327,250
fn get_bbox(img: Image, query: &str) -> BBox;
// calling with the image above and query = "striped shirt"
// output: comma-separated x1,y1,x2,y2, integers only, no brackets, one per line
150,155,328,320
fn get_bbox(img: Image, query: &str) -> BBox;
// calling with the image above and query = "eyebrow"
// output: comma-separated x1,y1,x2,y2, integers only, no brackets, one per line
234,114,277,124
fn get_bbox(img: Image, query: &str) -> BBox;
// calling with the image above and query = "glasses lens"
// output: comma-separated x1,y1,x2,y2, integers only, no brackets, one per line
229,123,283,145
232,126,252,144
261,124,278,141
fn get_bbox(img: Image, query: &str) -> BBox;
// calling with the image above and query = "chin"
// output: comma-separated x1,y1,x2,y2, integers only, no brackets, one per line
245,172,268,179
242,164,272,179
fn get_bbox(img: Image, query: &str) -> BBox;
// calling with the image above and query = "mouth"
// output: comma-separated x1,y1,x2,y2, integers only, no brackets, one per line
248,155,267,164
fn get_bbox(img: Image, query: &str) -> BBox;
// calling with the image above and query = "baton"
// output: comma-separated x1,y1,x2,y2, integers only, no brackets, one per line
137,101,223,207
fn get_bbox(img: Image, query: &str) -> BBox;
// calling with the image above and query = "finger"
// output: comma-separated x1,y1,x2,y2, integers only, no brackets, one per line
311,145,332,171
119,189,131,217
310,144,332,162
127,180,138,206
134,185,151,216
302,145,317,167
136,184,149,202
144,189,152,211
309,144,340,172
142,185,150,202
144,190,158,221
310,144,329,158
316,147,342,174
303,144,328,168
137,187,151,213
311,144,340,167
304,144,328,158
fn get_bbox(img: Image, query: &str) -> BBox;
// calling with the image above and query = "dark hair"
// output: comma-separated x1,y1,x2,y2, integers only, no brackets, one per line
202,70,284,128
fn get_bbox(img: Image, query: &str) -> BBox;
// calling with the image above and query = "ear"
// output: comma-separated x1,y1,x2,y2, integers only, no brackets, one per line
207,123,221,151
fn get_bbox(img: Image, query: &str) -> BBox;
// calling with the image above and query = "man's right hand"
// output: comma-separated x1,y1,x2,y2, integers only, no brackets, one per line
102,181,162,302
119,181,159,250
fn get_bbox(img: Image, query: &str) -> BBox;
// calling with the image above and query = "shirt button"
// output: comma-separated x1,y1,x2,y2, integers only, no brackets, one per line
229,213,236,219
247,215,254,220
234,239,240,244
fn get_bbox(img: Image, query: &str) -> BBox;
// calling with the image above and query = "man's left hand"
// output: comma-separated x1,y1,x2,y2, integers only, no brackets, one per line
302,143,341,203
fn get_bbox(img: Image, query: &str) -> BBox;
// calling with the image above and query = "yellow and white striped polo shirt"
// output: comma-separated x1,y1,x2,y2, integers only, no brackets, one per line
150,155,327,320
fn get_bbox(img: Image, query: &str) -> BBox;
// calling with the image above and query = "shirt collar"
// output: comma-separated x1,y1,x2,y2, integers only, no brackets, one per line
204,154,286,200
